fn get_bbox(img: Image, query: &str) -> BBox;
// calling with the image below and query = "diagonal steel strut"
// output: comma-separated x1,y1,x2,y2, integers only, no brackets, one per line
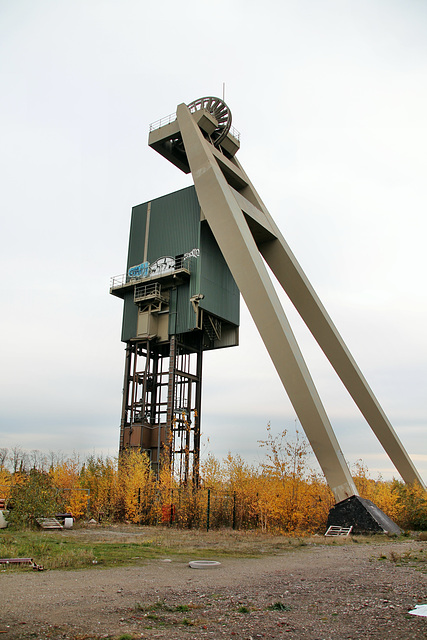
171,102,424,501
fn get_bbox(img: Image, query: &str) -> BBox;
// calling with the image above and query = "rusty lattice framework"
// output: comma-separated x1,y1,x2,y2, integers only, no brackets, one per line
120,336,202,483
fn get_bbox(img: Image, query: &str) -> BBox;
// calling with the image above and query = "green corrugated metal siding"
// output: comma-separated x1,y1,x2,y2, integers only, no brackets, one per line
121,185,239,342
126,186,200,270
127,202,148,271
146,186,200,264
146,187,200,336
121,290,138,342
175,282,194,334
122,201,148,342
199,221,240,325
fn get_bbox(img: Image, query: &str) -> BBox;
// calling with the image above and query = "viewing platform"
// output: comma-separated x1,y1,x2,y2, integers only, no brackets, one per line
110,261,191,299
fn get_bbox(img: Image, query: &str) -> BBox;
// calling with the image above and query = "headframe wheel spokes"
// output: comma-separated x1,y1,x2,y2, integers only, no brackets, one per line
186,96,232,147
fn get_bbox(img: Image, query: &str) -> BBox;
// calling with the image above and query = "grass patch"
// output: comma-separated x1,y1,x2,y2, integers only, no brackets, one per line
136,601,195,614
1,524,417,573
134,600,199,630
0,531,98,569
267,601,292,611
136,601,185,613
0,526,295,571
88,635,140,640
182,618,194,626
383,547,427,572
0,531,175,570
238,605,250,613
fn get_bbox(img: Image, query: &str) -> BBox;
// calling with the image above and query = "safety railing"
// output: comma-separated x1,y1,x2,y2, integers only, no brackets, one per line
134,282,167,303
149,113,241,142
229,125,240,142
110,256,192,291
149,112,177,132
110,274,129,289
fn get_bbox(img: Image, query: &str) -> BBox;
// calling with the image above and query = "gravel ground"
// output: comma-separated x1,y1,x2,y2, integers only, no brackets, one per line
1,537,426,639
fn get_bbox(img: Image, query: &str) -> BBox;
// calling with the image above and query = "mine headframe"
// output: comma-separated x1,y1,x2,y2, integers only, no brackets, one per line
110,183,240,484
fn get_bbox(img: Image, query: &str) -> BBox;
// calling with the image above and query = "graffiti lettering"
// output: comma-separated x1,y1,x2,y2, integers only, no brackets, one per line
128,261,150,278
128,249,200,280
184,248,200,260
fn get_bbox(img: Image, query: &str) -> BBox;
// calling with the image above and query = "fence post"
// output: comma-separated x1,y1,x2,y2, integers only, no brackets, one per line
232,491,236,530
206,488,211,532
170,488,174,526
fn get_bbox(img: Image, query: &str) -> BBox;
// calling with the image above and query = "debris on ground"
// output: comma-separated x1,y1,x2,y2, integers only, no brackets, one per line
0,557,44,571
408,604,427,617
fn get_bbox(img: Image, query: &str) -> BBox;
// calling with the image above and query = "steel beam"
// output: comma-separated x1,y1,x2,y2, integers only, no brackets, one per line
176,103,358,502
174,101,425,498
233,156,425,490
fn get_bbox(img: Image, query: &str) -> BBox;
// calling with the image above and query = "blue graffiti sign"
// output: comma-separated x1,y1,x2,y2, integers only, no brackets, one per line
128,261,150,278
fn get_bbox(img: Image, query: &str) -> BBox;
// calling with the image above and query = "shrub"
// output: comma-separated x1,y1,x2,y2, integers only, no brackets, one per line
7,469,64,527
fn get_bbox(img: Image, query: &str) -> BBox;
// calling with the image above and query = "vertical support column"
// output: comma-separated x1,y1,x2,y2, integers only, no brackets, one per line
167,335,176,466
193,347,203,487
119,344,133,452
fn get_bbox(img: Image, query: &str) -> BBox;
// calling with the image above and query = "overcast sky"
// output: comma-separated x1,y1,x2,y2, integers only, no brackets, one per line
1,0,426,483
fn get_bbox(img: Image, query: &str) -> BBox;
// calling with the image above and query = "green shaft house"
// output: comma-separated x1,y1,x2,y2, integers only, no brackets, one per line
110,184,239,483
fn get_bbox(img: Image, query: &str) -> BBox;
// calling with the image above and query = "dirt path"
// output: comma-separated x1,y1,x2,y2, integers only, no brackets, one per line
1,539,426,639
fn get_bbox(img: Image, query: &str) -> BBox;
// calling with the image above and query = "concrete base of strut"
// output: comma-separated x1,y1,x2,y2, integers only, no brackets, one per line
327,495,402,535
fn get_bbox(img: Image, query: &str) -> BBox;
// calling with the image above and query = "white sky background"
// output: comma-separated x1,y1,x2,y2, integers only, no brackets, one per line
0,0,426,483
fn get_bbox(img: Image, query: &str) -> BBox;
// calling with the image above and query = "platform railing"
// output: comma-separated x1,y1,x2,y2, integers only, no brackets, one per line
110,256,192,291
149,113,240,142
134,282,165,303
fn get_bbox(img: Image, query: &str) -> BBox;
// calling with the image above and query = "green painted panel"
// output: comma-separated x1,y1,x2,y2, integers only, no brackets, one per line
121,185,239,342
175,282,195,334
199,221,240,325
127,202,148,271
146,186,200,263
121,290,138,342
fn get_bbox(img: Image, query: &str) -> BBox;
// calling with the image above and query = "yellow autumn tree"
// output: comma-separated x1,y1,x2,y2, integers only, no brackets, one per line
117,450,155,524
391,480,427,530
80,455,118,521
258,425,317,532
201,453,225,490
157,451,176,524
223,453,261,529
50,457,89,519
352,460,401,522
0,467,12,501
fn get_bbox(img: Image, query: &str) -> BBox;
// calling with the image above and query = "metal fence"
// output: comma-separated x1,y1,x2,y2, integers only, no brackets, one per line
158,488,258,531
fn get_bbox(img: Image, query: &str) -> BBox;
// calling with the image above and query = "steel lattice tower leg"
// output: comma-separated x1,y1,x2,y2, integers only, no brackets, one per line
119,337,202,485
